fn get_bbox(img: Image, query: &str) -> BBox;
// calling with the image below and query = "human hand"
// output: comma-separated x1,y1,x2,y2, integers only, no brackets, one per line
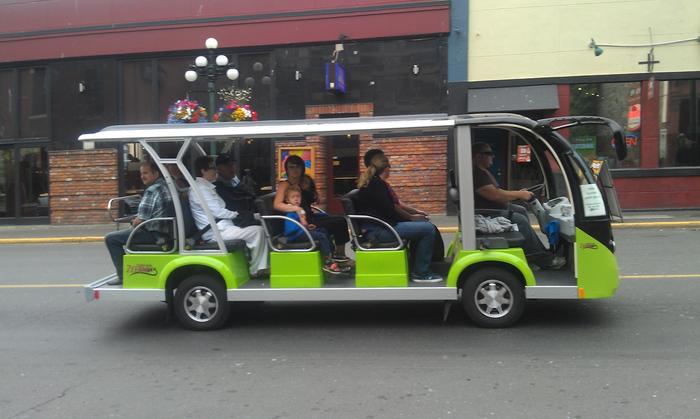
308,224,317,230
518,190,535,201
410,214,428,221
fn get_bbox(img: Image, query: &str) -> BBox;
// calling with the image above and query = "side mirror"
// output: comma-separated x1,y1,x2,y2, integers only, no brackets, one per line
608,120,627,161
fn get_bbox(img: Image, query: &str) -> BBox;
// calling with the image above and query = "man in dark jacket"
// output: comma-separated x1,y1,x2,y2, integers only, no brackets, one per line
214,153,259,227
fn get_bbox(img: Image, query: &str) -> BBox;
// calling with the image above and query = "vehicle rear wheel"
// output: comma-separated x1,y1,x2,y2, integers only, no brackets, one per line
174,274,230,331
461,267,525,328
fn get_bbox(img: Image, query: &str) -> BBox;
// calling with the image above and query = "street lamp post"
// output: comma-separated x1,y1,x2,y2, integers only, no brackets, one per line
184,37,239,154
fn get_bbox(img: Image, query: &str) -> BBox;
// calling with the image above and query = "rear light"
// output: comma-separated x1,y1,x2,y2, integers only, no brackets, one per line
578,287,585,299
94,290,100,300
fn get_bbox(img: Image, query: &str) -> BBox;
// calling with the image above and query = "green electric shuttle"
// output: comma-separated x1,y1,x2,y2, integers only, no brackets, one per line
81,113,627,330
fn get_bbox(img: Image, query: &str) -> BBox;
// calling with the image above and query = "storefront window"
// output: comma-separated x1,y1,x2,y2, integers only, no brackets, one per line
19,68,49,138
658,80,699,167
122,61,156,124
570,82,642,168
0,71,16,139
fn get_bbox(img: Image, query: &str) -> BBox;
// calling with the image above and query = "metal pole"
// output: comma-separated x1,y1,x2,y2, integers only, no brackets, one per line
208,49,217,156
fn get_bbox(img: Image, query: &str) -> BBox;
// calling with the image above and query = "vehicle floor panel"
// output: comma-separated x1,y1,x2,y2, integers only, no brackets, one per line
533,269,576,286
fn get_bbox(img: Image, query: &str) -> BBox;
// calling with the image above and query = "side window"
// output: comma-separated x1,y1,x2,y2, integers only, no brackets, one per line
508,134,545,190
542,149,568,198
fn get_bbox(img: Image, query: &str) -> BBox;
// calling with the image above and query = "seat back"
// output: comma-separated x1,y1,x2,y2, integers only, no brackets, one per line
255,191,314,251
177,193,200,240
255,192,284,237
340,189,363,234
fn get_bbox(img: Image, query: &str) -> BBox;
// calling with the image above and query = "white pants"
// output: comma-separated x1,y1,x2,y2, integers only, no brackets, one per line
219,225,269,275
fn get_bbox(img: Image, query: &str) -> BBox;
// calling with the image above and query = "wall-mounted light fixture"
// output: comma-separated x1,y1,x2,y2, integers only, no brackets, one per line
295,70,302,81
78,81,87,93
588,31,700,73
412,64,420,75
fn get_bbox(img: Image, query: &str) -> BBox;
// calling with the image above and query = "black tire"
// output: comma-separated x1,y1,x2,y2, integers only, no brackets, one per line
173,274,230,331
461,267,525,328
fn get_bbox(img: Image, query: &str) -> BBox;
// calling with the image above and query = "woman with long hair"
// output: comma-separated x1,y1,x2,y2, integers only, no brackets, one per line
273,155,351,261
356,154,442,282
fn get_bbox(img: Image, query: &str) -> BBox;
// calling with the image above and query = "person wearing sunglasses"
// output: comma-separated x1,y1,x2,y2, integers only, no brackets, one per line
472,142,565,270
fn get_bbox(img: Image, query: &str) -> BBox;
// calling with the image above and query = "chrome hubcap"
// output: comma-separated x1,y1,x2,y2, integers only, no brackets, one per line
183,286,219,322
474,279,512,318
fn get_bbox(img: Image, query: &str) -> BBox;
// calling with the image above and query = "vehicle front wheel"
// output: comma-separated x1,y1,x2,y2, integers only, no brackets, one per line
461,267,525,328
174,274,230,331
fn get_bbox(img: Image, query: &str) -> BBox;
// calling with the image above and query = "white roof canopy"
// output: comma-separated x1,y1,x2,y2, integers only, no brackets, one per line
78,114,454,143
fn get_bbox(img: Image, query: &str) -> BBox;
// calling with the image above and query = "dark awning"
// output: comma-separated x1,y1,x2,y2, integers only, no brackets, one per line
468,85,559,112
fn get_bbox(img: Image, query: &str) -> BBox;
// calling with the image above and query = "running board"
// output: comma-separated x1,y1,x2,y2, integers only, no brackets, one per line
526,286,579,299
227,287,459,301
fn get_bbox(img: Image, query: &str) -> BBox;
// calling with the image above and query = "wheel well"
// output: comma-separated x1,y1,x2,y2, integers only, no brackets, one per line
457,261,527,290
165,265,226,296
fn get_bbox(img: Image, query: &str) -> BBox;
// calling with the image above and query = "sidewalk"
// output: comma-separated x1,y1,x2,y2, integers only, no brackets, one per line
0,210,698,244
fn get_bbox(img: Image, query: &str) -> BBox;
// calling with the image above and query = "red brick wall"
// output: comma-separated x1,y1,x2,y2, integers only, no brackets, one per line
359,136,447,214
615,176,700,209
49,149,118,224
275,103,447,214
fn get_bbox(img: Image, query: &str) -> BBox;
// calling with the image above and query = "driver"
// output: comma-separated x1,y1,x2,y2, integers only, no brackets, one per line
472,142,565,270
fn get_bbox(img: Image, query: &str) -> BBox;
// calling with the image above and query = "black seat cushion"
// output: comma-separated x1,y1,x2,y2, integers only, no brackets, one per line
476,231,526,248
341,189,403,249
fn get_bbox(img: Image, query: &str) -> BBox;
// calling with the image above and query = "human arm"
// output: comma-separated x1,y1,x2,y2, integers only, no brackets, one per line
359,177,402,223
475,184,533,204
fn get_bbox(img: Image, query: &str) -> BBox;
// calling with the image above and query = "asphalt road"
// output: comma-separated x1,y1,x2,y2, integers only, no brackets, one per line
1,227,699,418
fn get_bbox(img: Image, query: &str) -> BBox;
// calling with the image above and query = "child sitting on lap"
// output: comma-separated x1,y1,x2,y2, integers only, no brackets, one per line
283,186,343,275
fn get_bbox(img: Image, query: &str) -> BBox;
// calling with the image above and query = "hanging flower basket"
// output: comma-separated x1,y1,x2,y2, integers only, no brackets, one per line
213,100,258,122
166,99,208,123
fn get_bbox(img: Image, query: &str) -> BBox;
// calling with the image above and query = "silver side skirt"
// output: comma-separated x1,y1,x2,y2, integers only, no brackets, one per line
227,287,459,302
525,286,579,299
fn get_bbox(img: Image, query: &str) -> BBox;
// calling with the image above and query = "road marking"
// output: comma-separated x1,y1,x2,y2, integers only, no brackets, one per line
0,237,104,244
0,284,83,288
621,274,700,280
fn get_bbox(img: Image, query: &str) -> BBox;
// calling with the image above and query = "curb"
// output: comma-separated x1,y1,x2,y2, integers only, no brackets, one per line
0,220,697,244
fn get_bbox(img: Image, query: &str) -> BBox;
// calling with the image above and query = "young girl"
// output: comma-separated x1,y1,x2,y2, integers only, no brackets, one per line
283,186,343,275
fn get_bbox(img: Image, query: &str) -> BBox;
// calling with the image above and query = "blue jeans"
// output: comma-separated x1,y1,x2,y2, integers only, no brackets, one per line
509,211,553,267
289,227,332,259
105,228,159,279
371,221,436,275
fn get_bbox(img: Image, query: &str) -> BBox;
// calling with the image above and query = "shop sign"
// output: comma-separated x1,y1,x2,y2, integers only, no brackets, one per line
516,145,531,163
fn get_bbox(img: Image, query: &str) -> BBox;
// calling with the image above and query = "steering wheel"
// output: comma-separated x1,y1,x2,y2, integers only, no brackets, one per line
525,183,545,195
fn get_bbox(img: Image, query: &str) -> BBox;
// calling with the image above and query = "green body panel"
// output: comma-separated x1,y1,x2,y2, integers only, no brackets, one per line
446,231,462,262
123,251,249,289
575,228,619,298
447,248,534,288
355,249,409,287
270,251,324,288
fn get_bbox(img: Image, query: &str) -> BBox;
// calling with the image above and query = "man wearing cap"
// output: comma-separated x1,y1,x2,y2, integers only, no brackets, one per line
214,153,259,227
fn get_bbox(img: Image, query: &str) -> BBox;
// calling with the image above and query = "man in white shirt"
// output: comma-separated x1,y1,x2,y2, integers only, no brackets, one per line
189,156,269,276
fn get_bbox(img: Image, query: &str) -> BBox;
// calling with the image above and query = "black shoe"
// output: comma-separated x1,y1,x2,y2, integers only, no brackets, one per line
108,277,123,285
332,254,350,263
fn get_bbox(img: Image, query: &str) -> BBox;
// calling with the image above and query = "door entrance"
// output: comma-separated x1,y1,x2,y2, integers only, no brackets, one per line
0,144,49,223
320,112,360,213
326,134,360,213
